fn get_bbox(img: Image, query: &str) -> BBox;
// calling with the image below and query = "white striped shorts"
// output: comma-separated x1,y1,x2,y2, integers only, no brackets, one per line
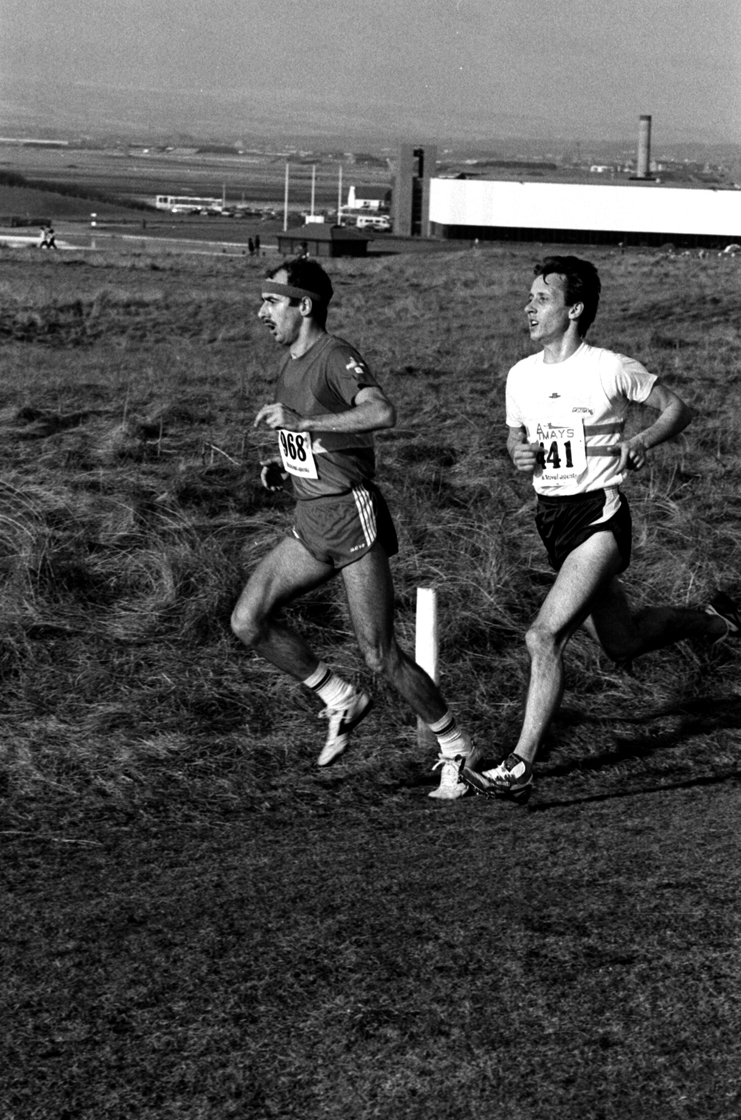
291,483,399,569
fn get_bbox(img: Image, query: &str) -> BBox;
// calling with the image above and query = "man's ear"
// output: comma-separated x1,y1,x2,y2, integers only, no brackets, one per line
568,301,584,323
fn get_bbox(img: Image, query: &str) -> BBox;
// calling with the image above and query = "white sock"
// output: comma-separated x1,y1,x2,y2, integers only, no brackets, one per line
303,663,355,708
428,712,470,759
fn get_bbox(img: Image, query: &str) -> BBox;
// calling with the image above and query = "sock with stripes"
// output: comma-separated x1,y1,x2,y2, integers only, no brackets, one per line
303,663,355,709
428,712,470,759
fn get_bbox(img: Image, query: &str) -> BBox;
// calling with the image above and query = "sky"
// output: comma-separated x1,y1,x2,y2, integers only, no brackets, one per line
1,0,739,146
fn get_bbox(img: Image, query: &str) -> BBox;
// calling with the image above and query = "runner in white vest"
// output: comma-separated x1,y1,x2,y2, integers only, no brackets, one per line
231,258,479,795
463,255,739,802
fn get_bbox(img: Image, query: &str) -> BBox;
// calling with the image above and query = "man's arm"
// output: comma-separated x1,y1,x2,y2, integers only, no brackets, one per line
618,382,693,472
254,386,396,434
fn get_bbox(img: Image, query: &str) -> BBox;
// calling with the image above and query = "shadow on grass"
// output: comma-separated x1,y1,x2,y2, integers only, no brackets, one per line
408,693,741,790
548,694,741,775
623,693,741,730
529,769,741,812
526,693,741,810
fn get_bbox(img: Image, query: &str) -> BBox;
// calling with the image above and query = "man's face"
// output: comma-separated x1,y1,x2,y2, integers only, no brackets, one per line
259,270,303,347
525,273,577,346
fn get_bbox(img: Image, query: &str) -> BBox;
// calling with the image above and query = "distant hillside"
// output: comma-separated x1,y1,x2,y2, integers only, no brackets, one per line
0,171,149,223
0,186,129,222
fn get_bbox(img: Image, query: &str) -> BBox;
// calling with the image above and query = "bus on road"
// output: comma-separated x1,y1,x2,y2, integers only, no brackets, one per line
155,195,222,214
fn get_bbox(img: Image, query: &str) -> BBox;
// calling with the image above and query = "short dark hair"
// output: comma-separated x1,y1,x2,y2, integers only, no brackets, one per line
534,256,601,335
266,258,334,327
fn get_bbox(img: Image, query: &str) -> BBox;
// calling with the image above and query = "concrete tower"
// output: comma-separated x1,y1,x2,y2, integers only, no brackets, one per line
635,115,653,180
393,144,438,236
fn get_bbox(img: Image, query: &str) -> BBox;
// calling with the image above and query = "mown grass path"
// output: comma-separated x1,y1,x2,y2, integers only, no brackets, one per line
4,782,740,1120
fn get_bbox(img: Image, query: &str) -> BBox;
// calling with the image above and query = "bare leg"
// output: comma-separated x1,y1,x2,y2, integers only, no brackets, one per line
231,536,335,680
584,580,726,657
341,542,447,724
515,530,727,768
512,531,624,766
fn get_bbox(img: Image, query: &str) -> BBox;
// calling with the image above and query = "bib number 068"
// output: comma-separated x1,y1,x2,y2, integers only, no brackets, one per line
277,427,318,479
280,430,308,462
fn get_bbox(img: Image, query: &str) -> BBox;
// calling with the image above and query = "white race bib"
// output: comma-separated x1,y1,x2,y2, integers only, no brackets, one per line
278,429,318,479
530,417,586,483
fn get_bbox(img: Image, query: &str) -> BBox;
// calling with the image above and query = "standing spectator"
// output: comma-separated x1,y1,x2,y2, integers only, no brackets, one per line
38,224,57,249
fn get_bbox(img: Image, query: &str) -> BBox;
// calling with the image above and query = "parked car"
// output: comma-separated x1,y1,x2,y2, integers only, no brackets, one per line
355,214,392,231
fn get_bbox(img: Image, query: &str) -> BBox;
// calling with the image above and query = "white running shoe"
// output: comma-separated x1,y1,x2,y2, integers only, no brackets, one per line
317,690,373,767
428,735,483,800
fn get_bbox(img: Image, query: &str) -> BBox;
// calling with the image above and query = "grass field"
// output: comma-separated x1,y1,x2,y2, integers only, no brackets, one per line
2,241,741,1118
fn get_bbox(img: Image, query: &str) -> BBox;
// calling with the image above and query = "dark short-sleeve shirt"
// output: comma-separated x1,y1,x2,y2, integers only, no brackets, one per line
275,334,381,500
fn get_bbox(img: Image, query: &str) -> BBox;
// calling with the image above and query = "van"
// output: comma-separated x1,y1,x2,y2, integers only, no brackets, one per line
356,214,391,231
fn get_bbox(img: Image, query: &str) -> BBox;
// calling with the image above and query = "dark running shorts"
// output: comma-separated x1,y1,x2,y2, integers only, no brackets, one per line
291,483,399,569
535,488,632,573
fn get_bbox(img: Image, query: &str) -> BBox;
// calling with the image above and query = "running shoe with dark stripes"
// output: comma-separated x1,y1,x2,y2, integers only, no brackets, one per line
317,690,374,766
461,752,533,802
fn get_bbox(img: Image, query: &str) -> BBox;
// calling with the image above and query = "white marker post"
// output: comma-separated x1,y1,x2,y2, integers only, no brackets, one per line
415,587,439,750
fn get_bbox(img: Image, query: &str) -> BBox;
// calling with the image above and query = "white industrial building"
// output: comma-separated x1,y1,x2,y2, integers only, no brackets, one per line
395,120,741,248
427,179,741,248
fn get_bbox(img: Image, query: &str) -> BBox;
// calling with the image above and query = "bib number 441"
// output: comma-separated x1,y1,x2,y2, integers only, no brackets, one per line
538,439,574,470
532,418,586,481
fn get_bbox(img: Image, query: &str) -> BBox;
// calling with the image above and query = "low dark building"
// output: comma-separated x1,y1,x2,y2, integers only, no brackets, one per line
277,223,371,258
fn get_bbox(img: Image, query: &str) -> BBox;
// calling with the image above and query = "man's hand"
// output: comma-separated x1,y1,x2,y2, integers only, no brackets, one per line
260,458,289,492
511,441,543,473
254,402,305,431
618,436,648,473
